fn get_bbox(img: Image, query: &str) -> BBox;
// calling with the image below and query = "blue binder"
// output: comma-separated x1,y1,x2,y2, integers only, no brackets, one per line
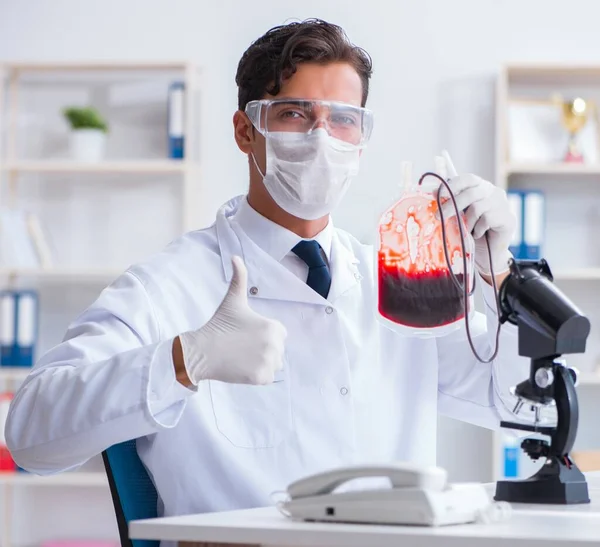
506,190,545,260
168,81,185,159
503,437,520,478
0,290,16,367
14,290,38,368
522,191,545,260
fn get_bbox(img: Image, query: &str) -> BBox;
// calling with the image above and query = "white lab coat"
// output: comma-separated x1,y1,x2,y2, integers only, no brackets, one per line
6,195,530,519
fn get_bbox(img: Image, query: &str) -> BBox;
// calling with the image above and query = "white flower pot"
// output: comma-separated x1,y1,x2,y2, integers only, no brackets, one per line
70,129,107,162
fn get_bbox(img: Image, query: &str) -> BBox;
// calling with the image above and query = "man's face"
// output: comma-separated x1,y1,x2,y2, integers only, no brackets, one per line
235,62,363,168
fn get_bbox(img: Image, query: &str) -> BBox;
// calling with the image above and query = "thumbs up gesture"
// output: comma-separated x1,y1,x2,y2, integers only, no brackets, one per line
179,256,288,386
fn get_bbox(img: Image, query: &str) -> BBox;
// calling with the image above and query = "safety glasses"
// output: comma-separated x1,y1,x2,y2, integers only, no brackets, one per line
245,98,374,148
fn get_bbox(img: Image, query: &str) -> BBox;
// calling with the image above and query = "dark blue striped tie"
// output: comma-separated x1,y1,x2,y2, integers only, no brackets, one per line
292,240,331,299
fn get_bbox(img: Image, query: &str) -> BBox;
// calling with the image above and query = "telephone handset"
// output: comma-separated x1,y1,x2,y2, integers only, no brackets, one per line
280,462,511,527
287,463,447,499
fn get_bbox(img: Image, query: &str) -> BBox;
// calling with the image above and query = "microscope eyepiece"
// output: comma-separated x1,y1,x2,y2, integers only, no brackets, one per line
498,259,590,359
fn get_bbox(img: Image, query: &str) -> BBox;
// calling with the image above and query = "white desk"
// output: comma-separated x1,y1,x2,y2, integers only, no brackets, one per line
130,473,600,546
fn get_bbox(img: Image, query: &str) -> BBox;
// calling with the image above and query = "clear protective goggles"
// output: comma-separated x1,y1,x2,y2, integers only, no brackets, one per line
245,98,374,148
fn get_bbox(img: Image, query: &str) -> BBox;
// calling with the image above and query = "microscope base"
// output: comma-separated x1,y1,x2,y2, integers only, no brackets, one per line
494,459,590,505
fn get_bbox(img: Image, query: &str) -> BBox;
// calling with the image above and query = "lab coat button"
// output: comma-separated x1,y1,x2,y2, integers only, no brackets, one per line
354,272,362,280
325,306,334,315
249,286,259,296
340,387,349,396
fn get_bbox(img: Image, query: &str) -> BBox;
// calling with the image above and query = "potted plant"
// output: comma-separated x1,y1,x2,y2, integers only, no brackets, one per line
63,106,109,162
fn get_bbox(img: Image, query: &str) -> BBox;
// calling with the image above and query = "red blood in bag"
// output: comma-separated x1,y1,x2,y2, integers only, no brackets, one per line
377,192,471,329
378,263,465,327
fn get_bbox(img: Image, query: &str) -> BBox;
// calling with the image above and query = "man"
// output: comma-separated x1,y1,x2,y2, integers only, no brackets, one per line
7,18,527,522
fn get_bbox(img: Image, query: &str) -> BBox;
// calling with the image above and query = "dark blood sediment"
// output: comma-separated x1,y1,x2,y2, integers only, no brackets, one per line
378,259,466,328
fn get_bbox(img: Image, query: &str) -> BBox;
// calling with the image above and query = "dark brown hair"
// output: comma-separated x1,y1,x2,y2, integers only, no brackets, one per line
235,19,372,110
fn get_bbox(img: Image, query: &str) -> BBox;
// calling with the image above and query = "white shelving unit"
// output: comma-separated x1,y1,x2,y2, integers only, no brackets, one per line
2,159,189,174
578,374,600,386
552,268,600,281
0,367,113,547
507,162,600,175
492,63,600,481
0,471,107,487
0,267,124,282
0,472,111,547
0,61,201,547
0,60,202,280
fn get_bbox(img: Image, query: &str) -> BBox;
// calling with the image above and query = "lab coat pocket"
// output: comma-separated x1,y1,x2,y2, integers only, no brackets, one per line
208,364,293,449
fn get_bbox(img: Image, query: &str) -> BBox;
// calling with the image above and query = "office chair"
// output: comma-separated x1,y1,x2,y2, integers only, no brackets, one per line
102,440,159,547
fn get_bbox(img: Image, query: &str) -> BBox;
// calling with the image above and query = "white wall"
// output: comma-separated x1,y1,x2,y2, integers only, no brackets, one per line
1,0,600,514
4,0,600,235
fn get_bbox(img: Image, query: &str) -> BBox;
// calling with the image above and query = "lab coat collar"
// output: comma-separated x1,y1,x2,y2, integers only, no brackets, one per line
327,232,362,303
230,196,333,264
216,195,360,306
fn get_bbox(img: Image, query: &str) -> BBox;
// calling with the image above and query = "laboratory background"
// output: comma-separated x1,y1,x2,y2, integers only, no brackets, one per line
0,0,599,544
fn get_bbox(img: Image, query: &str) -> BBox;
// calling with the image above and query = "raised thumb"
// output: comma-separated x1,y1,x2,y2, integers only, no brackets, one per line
226,255,249,302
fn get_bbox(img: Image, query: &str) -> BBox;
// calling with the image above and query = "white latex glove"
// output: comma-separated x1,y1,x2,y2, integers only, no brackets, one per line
440,173,516,276
179,256,287,385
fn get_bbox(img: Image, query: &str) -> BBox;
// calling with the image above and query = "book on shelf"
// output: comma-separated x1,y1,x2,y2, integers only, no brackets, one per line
0,289,38,367
0,208,53,269
168,81,185,159
507,190,545,260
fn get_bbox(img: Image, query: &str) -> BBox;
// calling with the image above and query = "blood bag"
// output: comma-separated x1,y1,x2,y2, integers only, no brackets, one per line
376,167,475,338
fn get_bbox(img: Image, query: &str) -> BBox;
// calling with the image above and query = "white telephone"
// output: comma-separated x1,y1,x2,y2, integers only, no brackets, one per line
280,462,510,527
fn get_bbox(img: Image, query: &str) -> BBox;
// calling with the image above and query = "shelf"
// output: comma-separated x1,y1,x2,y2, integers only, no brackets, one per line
552,268,600,281
0,471,107,487
2,61,191,71
0,367,32,381
507,163,600,176
0,267,122,281
578,374,600,386
505,63,600,85
1,61,200,87
1,160,189,174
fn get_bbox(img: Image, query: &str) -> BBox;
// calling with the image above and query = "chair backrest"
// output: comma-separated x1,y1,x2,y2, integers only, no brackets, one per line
102,440,159,547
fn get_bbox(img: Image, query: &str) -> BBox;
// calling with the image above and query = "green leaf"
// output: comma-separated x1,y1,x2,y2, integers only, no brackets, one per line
63,106,109,133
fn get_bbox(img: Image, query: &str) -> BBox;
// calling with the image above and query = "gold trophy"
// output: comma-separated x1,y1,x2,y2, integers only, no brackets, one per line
561,97,589,163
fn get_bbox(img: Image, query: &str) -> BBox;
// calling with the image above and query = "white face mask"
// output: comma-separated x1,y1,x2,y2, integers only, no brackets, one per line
251,128,360,220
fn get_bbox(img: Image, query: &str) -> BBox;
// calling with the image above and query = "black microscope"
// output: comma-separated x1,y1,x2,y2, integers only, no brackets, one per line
493,258,591,505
